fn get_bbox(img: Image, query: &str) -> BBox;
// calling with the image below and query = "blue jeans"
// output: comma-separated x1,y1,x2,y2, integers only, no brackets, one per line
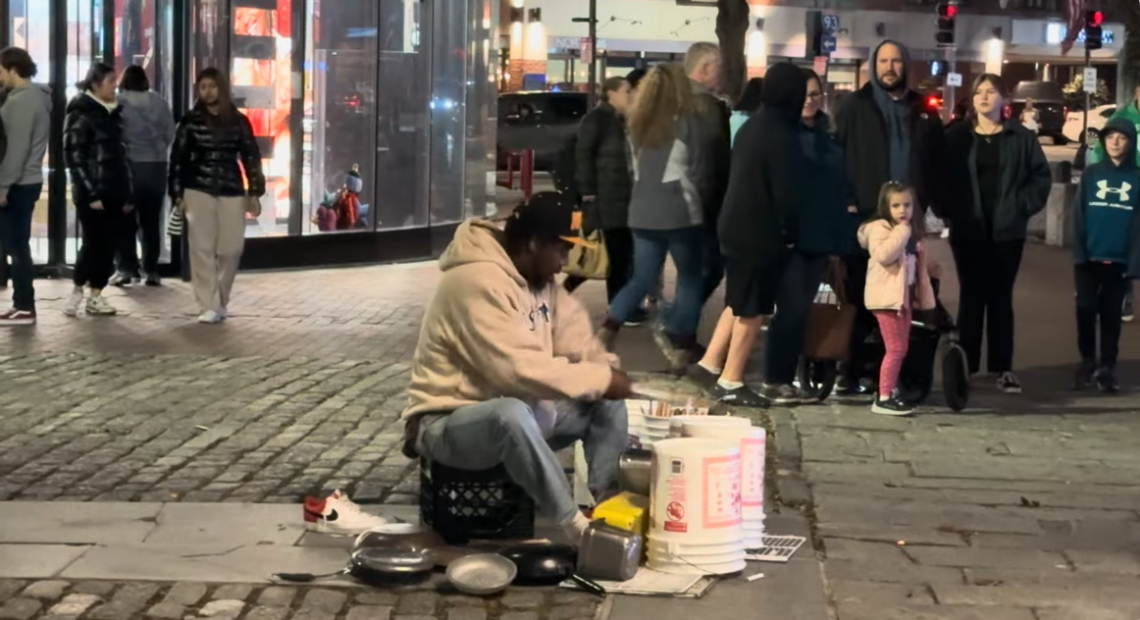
415,398,628,525
0,184,41,311
609,227,706,340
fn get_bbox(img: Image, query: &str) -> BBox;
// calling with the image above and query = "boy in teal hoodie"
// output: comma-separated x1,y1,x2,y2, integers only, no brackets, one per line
1085,88,1140,322
1072,118,1140,392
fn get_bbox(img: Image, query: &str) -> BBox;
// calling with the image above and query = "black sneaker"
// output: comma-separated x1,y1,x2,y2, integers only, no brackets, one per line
1073,359,1096,390
623,309,649,327
997,372,1022,394
1095,367,1120,394
712,384,771,408
109,272,134,288
759,383,800,406
687,364,721,393
834,377,873,400
871,391,915,416
144,273,162,287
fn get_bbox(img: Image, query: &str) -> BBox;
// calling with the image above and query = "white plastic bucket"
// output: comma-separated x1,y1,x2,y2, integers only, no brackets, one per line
668,415,750,438
678,424,766,537
646,552,746,576
646,538,743,557
650,438,743,547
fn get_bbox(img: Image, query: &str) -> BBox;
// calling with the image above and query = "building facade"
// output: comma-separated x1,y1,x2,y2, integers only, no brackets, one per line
511,0,1123,103
3,0,499,274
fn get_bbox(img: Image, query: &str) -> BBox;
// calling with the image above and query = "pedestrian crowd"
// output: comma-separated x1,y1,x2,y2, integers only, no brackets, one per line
0,47,264,326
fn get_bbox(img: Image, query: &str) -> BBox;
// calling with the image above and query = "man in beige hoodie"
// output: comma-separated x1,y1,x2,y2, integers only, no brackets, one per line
402,193,633,543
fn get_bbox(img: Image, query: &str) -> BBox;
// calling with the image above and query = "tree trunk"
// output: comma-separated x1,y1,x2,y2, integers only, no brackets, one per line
1114,0,1140,103
716,0,750,103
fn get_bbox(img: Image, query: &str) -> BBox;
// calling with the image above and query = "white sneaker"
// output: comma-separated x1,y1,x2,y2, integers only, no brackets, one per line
85,293,117,316
62,288,84,317
198,310,223,324
303,490,388,535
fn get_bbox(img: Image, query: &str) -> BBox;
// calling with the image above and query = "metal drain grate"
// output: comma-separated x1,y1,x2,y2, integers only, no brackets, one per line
746,535,807,563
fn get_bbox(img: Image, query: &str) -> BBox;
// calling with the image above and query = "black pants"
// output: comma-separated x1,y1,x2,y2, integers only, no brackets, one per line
842,251,877,383
765,252,827,385
565,227,634,303
951,239,1025,374
75,203,123,290
116,162,167,276
1075,262,1128,369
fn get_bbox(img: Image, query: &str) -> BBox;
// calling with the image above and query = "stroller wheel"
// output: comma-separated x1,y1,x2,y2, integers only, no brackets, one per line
797,358,838,402
942,343,970,412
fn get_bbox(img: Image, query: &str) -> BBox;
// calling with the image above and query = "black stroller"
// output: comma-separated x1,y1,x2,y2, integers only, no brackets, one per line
797,278,971,411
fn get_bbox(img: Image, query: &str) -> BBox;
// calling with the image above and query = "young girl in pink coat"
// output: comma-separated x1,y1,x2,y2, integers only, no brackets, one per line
858,181,937,417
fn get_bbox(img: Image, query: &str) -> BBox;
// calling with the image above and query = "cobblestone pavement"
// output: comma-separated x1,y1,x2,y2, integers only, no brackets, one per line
0,579,601,620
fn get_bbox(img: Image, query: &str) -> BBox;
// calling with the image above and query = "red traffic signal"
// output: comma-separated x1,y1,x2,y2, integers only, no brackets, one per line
938,3,958,19
1089,10,1103,27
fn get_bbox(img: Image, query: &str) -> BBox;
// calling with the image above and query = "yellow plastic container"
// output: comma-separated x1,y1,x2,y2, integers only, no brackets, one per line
594,492,649,536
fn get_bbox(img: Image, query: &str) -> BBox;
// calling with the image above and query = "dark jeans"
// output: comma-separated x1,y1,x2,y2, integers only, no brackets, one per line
0,184,42,311
1075,262,1128,369
951,239,1025,374
842,251,876,383
765,252,827,385
75,203,124,290
116,162,167,276
608,226,705,339
565,227,634,303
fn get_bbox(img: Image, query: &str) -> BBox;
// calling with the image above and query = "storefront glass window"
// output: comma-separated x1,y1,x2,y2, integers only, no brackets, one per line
114,0,157,87
10,0,52,264
302,0,429,235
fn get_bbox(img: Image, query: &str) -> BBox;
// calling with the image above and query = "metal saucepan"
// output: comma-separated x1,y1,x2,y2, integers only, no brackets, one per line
619,448,652,496
498,542,606,596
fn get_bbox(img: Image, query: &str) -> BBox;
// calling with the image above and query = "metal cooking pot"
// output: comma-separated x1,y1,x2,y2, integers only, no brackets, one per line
619,448,652,496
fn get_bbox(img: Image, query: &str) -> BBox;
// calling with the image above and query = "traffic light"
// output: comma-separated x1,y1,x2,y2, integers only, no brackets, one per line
936,2,958,47
1085,9,1104,50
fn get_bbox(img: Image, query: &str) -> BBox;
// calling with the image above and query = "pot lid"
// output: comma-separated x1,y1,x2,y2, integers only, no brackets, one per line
351,547,435,573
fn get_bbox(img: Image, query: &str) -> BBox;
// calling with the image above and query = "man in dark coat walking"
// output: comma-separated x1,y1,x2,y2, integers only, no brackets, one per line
833,39,948,396
690,62,806,407
564,76,636,309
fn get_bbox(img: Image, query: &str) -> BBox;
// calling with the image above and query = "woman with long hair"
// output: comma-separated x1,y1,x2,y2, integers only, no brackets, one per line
112,65,175,287
597,63,716,370
169,67,265,324
62,63,134,317
943,73,1051,393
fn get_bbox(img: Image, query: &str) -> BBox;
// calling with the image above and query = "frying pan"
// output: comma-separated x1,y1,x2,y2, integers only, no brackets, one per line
498,542,606,596
274,547,435,586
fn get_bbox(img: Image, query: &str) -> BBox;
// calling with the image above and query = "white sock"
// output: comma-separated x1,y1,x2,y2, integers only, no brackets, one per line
698,361,723,375
717,378,744,390
560,512,592,544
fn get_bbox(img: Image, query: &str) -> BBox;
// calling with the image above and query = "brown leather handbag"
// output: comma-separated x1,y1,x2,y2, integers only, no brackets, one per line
803,257,857,361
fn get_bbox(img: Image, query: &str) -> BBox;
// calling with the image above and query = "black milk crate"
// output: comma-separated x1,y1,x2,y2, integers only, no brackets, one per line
419,459,536,544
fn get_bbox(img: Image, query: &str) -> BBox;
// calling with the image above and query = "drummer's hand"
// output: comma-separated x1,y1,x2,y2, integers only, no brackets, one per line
604,368,634,400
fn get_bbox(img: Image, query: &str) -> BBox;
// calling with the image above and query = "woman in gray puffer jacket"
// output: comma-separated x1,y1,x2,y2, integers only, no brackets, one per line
598,63,717,371
112,65,175,286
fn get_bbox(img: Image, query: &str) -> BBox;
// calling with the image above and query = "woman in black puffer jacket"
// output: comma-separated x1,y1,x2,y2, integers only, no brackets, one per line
169,67,265,324
62,63,135,318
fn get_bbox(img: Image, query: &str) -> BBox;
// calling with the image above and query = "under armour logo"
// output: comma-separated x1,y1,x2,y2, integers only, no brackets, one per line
1097,180,1132,201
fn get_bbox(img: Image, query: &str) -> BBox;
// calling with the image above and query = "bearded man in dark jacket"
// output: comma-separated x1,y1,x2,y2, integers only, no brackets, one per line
832,39,948,396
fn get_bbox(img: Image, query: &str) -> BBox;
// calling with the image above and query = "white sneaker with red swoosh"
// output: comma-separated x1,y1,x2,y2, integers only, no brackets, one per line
303,490,389,535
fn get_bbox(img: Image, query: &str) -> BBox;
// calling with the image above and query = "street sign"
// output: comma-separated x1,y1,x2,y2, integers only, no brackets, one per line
821,13,839,35
820,35,837,54
946,72,962,87
1083,67,1097,93
580,37,592,64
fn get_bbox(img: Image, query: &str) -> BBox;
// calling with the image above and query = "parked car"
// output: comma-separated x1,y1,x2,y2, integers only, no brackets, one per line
1063,104,1116,144
497,92,588,171
1007,81,1068,144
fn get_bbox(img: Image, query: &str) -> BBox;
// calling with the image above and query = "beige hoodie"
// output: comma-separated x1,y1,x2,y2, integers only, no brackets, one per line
401,219,615,422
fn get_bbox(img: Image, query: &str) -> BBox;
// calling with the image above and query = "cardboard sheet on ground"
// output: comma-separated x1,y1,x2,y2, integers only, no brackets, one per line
559,568,715,597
